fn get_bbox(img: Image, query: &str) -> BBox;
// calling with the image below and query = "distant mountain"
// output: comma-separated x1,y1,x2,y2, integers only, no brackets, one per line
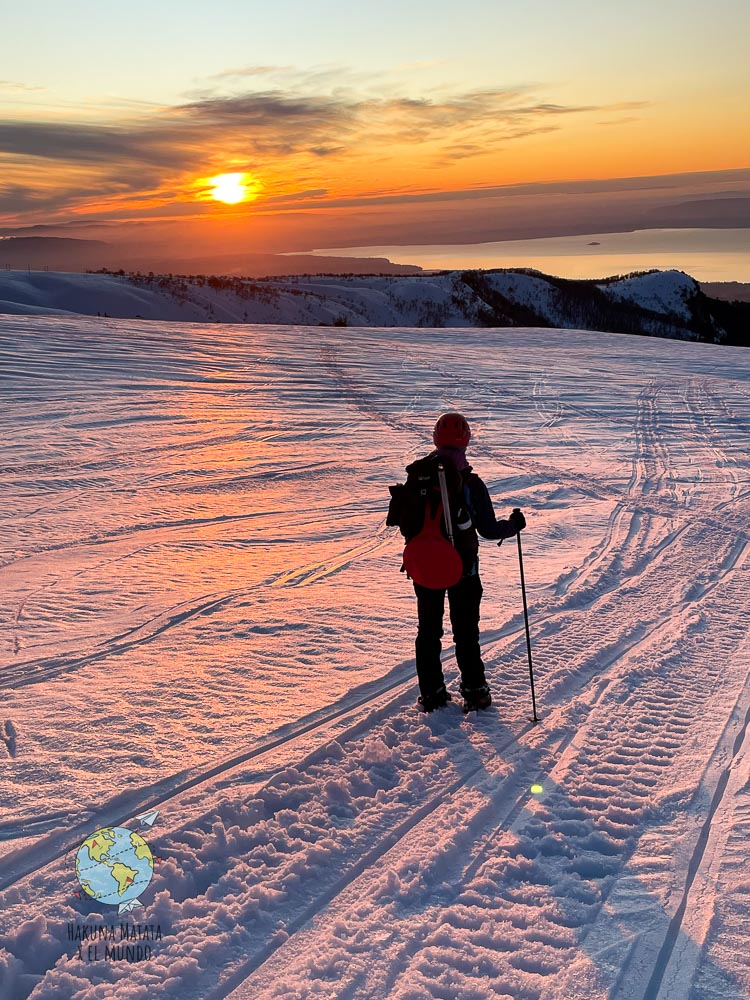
134,252,423,277
0,236,420,277
699,281,750,303
0,237,109,270
1,266,748,345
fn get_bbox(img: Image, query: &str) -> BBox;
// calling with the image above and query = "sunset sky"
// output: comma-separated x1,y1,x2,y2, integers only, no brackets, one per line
1,0,748,251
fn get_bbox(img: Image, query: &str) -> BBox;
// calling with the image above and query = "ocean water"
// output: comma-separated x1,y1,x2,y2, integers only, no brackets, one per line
310,228,750,282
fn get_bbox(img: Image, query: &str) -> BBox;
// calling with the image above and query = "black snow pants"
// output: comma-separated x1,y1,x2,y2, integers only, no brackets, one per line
413,574,486,698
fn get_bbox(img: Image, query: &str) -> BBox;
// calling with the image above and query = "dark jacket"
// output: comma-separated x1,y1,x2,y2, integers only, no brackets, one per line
462,467,517,542
388,453,516,576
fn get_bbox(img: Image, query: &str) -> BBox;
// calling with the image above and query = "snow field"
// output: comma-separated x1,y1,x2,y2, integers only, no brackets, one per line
0,317,749,998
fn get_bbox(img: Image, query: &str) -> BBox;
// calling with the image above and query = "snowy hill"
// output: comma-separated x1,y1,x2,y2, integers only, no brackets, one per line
1,267,747,343
597,269,698,320
1,314,750,998
0,270,193,321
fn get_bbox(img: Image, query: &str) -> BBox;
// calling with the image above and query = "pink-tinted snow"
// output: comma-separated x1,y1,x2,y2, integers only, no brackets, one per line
1,315,749,999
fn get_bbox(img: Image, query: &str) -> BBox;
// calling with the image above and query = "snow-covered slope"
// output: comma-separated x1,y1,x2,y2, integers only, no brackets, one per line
1,316,750,999
0,270,204,321
483,269,569,321
0,267,735,341
598,269,699,321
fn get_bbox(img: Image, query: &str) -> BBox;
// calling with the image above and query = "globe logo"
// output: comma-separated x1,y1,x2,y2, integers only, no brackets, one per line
75,826,154,914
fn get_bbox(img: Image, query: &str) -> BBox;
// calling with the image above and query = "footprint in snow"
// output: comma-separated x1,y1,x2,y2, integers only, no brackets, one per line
2,720,17,758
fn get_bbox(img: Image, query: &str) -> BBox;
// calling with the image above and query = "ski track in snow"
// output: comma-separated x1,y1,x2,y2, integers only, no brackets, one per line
1,316,750,999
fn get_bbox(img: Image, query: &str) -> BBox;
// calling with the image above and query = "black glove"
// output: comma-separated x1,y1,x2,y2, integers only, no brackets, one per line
497,508,526,546
509,508,526,532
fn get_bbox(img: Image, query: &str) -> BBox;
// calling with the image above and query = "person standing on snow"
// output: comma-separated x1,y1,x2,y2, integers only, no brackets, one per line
387,412,526,713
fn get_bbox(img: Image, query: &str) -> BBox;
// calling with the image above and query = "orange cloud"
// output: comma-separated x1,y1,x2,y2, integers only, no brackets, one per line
0,63,747,254
0,76,652,226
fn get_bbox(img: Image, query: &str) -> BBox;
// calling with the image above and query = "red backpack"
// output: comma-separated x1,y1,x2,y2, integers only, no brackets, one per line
402,498,463,589
387,456,465,590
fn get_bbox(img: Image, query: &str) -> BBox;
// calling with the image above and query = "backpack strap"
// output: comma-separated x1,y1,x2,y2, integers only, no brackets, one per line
420,499,445,538
437,464,455,546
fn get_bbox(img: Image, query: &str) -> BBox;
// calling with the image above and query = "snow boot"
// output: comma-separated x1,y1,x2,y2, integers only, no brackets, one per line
460,683,492,713
418,684,451,713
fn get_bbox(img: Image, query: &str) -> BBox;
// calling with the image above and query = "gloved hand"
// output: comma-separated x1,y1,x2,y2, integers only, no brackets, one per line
496,508,526,546
509,508,526,532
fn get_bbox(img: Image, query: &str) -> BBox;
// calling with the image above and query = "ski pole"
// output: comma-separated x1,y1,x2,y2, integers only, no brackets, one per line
514,509,538,723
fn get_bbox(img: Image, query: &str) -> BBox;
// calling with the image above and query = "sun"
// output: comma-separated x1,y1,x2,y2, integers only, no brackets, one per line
207,172,260,205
